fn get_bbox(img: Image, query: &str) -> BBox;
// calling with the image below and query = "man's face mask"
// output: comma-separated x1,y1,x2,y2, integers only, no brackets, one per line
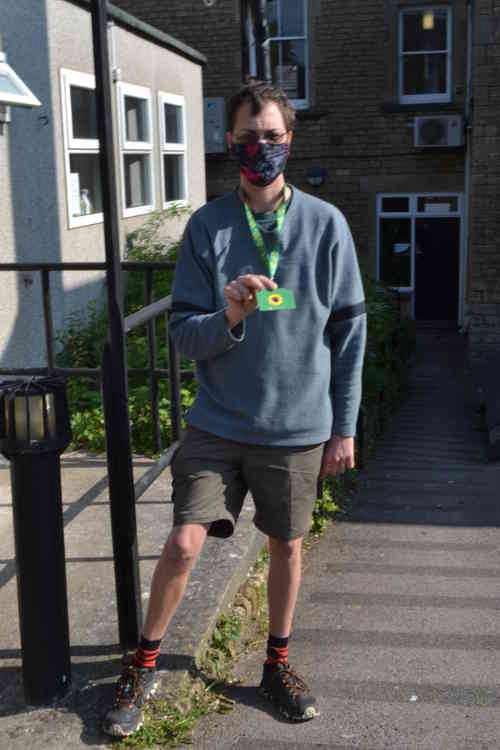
230,142,290,187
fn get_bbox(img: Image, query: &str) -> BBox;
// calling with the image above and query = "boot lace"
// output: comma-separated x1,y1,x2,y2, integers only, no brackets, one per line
274,664,309,698
114,664,142,707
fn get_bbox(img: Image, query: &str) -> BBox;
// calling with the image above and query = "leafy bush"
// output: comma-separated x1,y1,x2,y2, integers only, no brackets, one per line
56,207,192,454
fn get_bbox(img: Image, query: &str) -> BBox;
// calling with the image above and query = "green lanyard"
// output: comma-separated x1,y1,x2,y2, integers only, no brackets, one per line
243,194,287,280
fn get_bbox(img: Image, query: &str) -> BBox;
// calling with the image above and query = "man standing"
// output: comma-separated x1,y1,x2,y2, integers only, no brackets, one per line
103,81,366,736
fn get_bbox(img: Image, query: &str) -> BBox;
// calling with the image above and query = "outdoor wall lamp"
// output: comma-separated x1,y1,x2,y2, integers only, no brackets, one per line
305,167,328,187
0,377,72,705
0,49,41,125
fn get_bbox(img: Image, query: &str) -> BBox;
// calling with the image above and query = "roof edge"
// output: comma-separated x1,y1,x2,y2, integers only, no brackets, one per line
65,0,207,67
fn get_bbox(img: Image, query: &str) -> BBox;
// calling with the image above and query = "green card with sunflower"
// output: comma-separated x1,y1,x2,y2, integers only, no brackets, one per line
256,288,296,312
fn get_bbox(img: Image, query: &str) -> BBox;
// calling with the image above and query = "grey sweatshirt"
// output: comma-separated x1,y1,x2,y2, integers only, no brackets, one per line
169,187,366,446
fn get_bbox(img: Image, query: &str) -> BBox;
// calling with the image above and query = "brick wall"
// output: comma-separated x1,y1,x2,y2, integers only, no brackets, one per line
468,0,500,356
114,0,500,355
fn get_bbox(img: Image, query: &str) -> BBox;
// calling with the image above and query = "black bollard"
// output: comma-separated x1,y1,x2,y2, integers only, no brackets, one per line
0,378,72,705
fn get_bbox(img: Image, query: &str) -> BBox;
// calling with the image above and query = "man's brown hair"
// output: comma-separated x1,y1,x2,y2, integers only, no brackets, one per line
226,81,296,134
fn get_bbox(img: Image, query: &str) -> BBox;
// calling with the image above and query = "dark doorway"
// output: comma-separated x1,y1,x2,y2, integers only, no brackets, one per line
415,217,460,322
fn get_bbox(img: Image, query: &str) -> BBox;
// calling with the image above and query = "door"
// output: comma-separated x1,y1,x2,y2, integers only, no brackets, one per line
414,217,460,321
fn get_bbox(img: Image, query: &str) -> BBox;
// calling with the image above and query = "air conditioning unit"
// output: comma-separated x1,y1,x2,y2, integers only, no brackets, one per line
204,97,226,154
414,115,464,148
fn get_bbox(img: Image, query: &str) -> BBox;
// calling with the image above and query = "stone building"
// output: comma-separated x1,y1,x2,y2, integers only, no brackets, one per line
113,0,500,357
0,0,206,369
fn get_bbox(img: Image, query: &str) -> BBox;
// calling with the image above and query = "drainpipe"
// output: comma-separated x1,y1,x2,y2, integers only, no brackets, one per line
461,0,473,332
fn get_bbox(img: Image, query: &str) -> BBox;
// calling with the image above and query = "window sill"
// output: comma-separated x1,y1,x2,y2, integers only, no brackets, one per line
295,107,328,122
123,205,155,219
381,101,463,115
68,212,104,229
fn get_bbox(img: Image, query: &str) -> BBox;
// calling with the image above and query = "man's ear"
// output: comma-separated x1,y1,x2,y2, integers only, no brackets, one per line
226,132,233,149
287,131,294,147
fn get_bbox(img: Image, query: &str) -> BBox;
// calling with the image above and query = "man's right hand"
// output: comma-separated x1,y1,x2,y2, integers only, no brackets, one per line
224,274,277,329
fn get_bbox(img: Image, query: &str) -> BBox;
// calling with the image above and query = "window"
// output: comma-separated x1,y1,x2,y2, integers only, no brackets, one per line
243,0,308,108
159,93,188,207
399,8,452,104
60,69,103,228
118,83,154,218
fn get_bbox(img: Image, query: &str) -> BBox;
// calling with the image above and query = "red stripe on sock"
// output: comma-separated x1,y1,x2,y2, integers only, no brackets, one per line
265,645,288,666
134,646,160,669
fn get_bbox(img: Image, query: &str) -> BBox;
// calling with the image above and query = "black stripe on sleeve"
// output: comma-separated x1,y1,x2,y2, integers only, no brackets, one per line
329,301,366,324
171,301,214,315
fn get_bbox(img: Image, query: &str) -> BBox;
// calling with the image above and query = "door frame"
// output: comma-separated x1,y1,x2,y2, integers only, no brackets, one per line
376,193,465,323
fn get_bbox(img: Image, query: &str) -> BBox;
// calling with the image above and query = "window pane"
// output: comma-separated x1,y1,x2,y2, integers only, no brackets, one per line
418,196,458,213
70,85,97,140
382,197,409,213
164,103,184,144
270,39,306,99
69,153,102,216
124,96,150,143
280,0,305,37
403,10,448,52
379,218,411,287
124,154,152,209
403,54,447,96
164,154,185,202
264,1,279,36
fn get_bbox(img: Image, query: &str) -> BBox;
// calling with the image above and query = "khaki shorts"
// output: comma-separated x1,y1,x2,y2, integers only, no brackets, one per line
171,426,324,540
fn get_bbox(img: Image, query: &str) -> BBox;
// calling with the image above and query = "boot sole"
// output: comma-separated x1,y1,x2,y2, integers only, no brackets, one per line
259,685,320,722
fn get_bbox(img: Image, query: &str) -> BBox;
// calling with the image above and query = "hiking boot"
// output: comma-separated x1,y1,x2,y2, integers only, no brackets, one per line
102,662,159,737
259,661,320,721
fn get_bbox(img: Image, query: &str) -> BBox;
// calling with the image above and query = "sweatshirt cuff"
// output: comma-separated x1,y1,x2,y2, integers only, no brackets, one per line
225,315,246,344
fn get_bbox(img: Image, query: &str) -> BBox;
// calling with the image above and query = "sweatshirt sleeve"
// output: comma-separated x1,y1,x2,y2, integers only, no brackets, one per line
168,217,246,361
328,212,367,437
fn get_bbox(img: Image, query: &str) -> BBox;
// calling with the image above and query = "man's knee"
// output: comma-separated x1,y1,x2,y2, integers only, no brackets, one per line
164,524,208,567
268,535,303,561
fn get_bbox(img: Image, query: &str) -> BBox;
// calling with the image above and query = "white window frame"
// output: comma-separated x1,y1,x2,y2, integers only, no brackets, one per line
377,193,464,321
258,0,309,109
159,92,188,208
117,82,155,219
399,7,452,105
60,68,103,229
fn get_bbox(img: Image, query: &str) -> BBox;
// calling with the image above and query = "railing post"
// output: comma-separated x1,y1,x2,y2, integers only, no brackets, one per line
91,0,141,649
101,343,142,648
41,270,55,375
145,270,161,453
167,313,182,443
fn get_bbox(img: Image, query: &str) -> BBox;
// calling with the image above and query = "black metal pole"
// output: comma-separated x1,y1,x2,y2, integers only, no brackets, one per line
11,453,71,704
90,0,142,649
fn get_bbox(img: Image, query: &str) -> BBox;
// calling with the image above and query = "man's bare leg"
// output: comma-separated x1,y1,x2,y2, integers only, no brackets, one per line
142,523,210,641
267,536,303,637
262,535,319,720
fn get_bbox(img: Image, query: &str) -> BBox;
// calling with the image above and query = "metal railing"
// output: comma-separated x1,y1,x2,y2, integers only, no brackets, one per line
0,260,185,454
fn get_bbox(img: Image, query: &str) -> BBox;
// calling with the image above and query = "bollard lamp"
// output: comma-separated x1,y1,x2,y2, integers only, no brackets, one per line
0,377,72,458
0,376,72,705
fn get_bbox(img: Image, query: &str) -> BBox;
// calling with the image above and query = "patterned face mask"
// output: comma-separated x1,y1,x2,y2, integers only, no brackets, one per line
230,142,290,187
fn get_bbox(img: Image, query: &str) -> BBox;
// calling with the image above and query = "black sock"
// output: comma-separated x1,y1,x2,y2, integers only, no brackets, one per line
266,634,289,666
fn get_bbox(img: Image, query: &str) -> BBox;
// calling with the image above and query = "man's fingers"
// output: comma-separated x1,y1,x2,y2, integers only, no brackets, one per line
237,274,277,291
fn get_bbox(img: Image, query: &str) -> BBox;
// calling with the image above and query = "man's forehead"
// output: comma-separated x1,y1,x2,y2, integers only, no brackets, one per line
233,101,286,130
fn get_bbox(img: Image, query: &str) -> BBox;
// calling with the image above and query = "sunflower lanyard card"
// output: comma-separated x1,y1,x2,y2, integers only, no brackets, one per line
243,198,296,312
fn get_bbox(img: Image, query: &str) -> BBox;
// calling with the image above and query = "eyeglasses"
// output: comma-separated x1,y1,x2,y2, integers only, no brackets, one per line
234,129,289,145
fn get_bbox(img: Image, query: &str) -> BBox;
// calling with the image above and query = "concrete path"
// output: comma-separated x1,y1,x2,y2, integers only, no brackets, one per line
191,330,500,750
0,451,263,747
